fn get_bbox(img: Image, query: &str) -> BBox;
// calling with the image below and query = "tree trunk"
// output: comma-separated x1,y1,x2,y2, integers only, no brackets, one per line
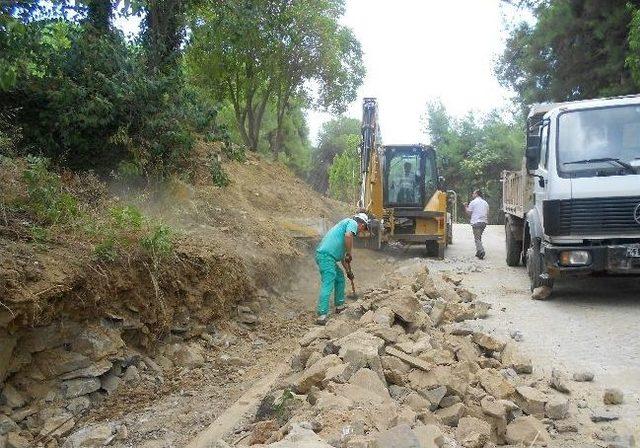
144,0,185,72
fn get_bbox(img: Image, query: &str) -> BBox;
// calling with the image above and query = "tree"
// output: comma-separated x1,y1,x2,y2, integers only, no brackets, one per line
308,116,360,193
269,0,364,155
496,0,640,106
85,0,112,34
328,134,359,203
185,0,364,153
142,0,189,72
424,101,521,223
0,2,216,176
186,1,275,151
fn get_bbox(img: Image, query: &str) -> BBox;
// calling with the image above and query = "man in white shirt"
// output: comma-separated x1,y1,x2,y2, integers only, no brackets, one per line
464,189,489,259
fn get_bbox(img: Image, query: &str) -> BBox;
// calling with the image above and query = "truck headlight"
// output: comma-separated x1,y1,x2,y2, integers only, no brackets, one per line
558,250,591,266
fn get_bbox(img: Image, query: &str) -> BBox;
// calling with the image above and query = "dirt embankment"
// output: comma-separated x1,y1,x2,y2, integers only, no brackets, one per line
0,145,348,447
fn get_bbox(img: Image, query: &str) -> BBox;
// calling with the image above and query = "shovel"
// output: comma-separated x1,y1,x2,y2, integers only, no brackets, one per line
345,262,359,299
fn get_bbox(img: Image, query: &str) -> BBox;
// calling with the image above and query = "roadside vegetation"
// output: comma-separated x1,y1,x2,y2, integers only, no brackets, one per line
0,155,175,264
4,0,640,224
0,0,363,181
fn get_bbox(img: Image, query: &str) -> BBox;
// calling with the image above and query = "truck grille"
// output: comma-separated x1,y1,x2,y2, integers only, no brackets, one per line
544,196,640,236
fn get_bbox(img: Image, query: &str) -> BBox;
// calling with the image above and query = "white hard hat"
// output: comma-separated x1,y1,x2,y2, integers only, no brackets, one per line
353,212,370,228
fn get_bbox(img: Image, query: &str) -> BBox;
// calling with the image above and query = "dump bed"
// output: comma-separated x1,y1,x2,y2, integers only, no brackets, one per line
502,165,533,219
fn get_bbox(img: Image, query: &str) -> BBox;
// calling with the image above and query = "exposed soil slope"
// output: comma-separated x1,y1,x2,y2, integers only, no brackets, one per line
0,145,346,336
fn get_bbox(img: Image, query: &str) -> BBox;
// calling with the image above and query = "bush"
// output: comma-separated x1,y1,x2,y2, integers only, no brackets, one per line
223,142,246,162
22,156,79,224
141,224,173,259
94,237,117,261
209,155,230,187
109,205,144,230
3,21,222,178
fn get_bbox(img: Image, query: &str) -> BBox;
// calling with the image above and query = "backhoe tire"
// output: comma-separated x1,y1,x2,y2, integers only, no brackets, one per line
437,243,445,260
526,238,554,292
505,220,522,267
425,241,439,258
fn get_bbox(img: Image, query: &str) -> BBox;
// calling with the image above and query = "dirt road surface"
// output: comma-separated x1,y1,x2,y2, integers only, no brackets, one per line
434,224,640,438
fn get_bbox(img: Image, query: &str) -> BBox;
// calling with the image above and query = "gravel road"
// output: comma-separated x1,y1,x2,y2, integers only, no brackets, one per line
434,223,640,438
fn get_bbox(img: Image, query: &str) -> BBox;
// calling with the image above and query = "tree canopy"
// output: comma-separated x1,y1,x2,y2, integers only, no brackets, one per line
424,101,521,223
1,0,363,180
185,0,364,154
308,116,360,194
496,0,640,106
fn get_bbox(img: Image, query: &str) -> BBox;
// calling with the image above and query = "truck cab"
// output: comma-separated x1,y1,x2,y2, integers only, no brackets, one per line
523,95,640,290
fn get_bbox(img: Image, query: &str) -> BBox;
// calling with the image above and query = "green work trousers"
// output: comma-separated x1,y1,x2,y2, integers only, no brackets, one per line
315,251,345,316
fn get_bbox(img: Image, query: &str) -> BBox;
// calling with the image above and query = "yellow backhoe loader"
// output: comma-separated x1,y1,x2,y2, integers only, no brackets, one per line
358,98,453,258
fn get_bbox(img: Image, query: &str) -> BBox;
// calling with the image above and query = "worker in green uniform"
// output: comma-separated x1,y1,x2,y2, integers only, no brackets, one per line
315,212,370,325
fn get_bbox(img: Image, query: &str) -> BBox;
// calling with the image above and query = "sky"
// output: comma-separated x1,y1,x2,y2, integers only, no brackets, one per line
307,0,522,144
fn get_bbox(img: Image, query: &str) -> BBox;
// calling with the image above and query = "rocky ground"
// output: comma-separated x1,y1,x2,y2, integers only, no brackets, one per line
1,222,638,447
434,224,640,439
0,151,347,448
207,255,635,448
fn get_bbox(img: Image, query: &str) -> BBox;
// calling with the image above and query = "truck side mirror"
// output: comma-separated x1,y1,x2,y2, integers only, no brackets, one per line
525,134,541,171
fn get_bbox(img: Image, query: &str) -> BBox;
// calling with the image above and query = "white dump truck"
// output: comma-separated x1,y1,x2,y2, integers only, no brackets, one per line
502,95,640,293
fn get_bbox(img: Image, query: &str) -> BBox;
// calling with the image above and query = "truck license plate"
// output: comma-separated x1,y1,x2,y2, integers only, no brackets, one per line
627,246,640,258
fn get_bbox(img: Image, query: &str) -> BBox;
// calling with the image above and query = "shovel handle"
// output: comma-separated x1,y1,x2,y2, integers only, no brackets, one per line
344,261,356,294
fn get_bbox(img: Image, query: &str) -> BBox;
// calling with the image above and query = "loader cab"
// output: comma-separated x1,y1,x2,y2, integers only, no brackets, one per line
383,145,438,209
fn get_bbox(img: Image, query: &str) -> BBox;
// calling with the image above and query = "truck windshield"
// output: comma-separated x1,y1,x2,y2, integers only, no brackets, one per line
558,105,640,176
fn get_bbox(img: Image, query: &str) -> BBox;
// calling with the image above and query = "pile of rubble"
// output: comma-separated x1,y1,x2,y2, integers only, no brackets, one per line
236,266,586,448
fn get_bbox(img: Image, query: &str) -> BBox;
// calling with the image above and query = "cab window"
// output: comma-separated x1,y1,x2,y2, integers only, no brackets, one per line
539,123,549,168
388,153,421,206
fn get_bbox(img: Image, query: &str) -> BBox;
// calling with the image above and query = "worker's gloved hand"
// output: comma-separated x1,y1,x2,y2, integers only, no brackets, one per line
346,270,355,280
344,253,352,263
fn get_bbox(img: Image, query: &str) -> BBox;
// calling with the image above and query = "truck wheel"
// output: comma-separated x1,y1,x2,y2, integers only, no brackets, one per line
505,220,521,267
526,238,554,292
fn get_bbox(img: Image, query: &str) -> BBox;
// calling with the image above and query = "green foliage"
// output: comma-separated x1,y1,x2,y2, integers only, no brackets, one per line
222,143,246,163
0,110,21,155
328,134,360,203
497,0,640,106
424,101,521,224
209,155,230,187
141,224,173,259
0,8,218,177
29,225,51,244
94,237,117,261
263,100,312,174
2,1,361,179
22,156,79,225
627,5,640,85
310,117,360,193
109,205,144,230
273,389,296,425
186,0,363,154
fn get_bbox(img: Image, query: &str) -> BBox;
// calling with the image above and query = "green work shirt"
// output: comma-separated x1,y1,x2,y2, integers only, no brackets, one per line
316,218,358,260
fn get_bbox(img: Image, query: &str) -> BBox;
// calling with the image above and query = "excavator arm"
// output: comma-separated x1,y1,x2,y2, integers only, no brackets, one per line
359,98,384,218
